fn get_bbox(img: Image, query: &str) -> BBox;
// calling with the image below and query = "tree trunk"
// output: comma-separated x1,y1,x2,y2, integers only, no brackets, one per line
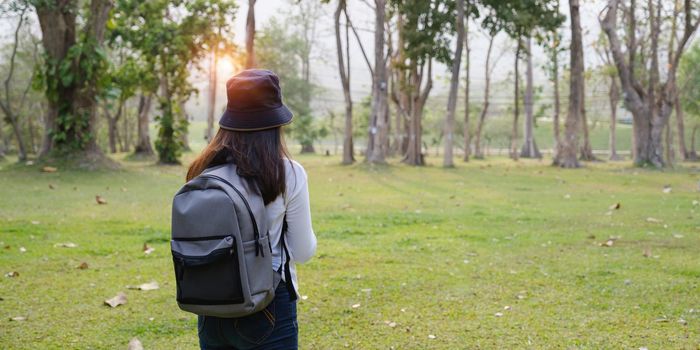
689,125,698,160
510,40,521,161
0,120,6,159
335,0,354,165
206,51,218,143
245,0,256,69
474,34,494,159
403,60,432,166
133,93,154,156
443,0,465,168
579,91,596,160
601,0,698,168
608,76,621,160
35,0,112,158
367,0,388,164
108,116,118,154
553,0,582,168
520,36,541,158
463,11,471,162
366,0,387,162
674,95,688,160
121,103,130,152
7,113,27,161
105,100,124,154
0,6,29,161
179,100,191,152
665,118,675,166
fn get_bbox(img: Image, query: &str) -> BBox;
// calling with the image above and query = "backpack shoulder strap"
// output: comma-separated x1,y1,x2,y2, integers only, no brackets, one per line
280,215,298,301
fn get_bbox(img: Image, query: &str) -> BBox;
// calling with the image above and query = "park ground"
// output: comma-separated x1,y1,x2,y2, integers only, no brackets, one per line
0,148,699,349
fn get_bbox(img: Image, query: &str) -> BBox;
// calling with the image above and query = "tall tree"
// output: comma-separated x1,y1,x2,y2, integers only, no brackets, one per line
366,0,390,163
553,0,583,168
443,0,466,167
679,43,700,161
595,34,622,161
133,93,154,156
0,3,30,161
601,0,700,167
542,0,563,158
480,0,563,160
510,40,522,160
246,0,256,68
333,0,355,164
520,36,542,158
391,0,455,166
473,32,497,159
462,6,471,161
113,0,236,164
206,52,218,143
32,0,113,161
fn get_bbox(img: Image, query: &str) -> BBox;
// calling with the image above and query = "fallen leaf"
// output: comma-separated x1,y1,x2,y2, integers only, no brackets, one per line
77,262,89,270
10,316,26,321
143,243,155,255
54,242,77,248
30,221,40,225
609,203,621,210
128,281,159,291
41,166,57,173
48,184,55,190
600,239,615,247
351,303,361,309
494,312,504,317
388,322,397,328
5,271,19,278
121,187,128,192
503,305,511,310
643,247,652,258
104,292,127,308
673,234,684,239
646,217,662,223
127,337,144,350
95,195,107,205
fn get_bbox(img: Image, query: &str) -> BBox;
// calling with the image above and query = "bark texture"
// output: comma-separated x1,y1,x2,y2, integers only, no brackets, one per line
443,0,465,167
553,0,583,168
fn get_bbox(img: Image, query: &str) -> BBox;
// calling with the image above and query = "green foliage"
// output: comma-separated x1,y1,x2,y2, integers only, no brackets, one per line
257,16,322,152
34,36,110,152
111,0,237,163
480,0,564,42
390,0,461,66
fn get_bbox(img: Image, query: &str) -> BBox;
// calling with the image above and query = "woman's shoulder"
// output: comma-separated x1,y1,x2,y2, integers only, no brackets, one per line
283,158,308,185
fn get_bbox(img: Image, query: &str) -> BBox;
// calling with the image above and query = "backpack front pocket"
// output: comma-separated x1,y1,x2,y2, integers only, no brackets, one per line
172,235,244,305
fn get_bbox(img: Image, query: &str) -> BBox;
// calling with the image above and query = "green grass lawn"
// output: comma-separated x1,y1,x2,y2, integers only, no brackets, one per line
1,153,699,349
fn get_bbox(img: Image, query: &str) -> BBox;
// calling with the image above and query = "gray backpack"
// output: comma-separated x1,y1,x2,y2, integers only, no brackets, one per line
170,163,294,318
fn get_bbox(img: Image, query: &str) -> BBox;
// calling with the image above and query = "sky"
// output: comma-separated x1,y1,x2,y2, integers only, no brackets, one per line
195,0,637,120
0,1,697,123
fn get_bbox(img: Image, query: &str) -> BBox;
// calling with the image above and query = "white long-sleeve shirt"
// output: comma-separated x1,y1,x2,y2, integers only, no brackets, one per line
265,159,316,296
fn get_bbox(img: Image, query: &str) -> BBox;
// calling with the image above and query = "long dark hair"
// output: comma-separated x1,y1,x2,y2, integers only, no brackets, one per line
186,128,290,205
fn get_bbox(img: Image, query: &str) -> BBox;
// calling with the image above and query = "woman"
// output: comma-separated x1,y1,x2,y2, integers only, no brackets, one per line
185,69,317,349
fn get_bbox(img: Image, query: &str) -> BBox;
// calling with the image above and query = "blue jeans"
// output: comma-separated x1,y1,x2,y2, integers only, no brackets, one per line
198,282,298,350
